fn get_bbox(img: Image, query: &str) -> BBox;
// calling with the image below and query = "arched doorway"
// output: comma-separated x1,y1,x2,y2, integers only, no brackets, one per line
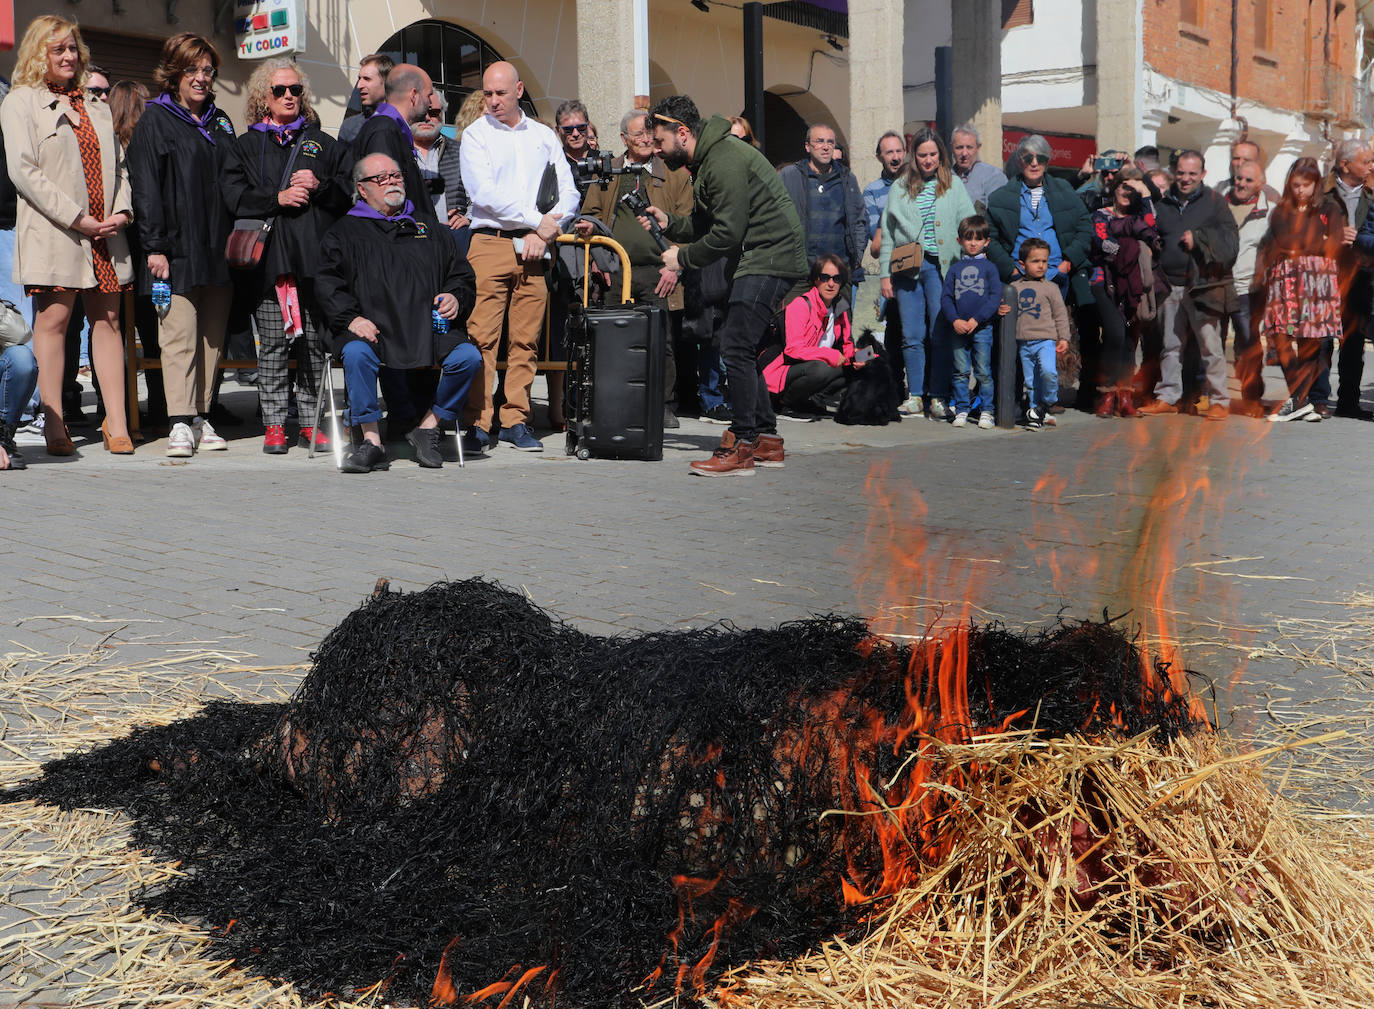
344,20,536,126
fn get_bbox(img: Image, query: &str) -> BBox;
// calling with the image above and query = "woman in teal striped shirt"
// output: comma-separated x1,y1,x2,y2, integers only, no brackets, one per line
878,127,974,418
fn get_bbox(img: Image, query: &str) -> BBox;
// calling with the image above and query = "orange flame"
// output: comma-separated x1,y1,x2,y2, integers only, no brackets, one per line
430,936,461,1007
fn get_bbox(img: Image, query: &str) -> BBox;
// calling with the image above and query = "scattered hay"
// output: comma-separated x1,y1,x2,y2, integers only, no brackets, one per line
714,731,1374,1009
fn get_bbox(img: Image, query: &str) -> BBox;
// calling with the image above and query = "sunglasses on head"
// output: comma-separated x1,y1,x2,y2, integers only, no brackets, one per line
559,122,589,135
85,86,110,99
1023,153,1050,166
271,83,304,98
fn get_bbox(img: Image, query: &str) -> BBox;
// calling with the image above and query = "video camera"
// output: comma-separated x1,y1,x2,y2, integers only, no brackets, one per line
617,188,670,251
574,152,652,189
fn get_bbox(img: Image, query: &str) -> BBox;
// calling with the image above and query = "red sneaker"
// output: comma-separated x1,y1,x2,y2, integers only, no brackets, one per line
262,424,288,454
299,426,331,450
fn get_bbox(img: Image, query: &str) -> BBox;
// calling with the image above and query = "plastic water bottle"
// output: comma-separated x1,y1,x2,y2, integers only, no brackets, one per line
152,281,172,320
432,301,449,336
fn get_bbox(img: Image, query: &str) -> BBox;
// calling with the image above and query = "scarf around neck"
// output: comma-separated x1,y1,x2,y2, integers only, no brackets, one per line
251,115,306,143
348,198,417,226
151,93,221,144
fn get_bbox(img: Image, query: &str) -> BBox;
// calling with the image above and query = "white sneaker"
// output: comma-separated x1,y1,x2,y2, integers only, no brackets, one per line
928,397,948,420
166,421,195,457
899,395,924,418
193,417,227,451
977,411,995,430
952,411,969,427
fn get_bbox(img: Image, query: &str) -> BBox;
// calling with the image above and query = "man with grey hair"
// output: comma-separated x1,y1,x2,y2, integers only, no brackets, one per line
779,122,868,302
578,108,694,426
951,123,1007,213
315,153,481,473
413,91,466,230
352,63,439,227
1224,158,1274,414
1321,137,1374,417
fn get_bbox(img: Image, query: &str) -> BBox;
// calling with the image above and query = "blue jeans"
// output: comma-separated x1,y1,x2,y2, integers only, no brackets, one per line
1018,339,1058,412
341,340,483,425
0,344,39,425
697,343,727,411
950,322,994,416
891,258,947,399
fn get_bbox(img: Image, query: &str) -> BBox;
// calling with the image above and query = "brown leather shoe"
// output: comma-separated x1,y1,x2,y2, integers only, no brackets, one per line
690,432,755,477
754,433,785,468
1138,399,1179,416
43,407,75,456
101,418,135,454
1204,402,1228,422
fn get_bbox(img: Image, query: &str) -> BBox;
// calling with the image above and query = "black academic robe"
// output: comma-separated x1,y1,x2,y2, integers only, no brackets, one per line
127,100,237,294
315,212,475,369
352,112,438,228
219,123,353,300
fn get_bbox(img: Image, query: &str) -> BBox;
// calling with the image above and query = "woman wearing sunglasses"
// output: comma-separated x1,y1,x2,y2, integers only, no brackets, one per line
128,32,238,458
984,135,1093,399
763,254,859,415
221,58,350,454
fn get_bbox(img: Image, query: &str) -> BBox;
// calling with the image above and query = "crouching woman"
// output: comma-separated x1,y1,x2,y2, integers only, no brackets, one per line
763,254,857,414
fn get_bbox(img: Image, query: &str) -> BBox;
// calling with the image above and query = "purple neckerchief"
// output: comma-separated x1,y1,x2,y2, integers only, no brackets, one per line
372,102,416,153
347,199,418,225
151,93,220,144
251,115,306,144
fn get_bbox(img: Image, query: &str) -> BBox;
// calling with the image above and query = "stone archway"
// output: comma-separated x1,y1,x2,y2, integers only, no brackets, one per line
762,87,846,168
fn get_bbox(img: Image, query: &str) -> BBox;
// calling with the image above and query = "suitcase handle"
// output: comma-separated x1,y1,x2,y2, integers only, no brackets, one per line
555,233,634,307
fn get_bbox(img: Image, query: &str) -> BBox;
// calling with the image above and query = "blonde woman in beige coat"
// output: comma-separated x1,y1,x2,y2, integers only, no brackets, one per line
1,15,134,455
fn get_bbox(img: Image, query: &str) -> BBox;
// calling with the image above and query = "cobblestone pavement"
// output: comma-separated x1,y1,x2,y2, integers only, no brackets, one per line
2,375,1370,723
3,375,1373,1004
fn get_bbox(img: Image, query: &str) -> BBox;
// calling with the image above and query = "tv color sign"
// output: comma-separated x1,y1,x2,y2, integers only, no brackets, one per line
235,0,304,58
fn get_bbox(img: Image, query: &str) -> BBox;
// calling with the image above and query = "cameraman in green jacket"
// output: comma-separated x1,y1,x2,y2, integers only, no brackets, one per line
641,94,808,477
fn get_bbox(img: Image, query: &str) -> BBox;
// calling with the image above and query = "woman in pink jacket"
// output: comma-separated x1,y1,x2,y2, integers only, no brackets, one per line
763,254,855,417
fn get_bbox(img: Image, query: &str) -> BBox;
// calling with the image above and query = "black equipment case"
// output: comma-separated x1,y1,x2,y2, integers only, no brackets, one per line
564,303,668,460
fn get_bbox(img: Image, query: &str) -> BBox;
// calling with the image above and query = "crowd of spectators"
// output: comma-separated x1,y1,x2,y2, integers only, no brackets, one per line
3,12,1373,475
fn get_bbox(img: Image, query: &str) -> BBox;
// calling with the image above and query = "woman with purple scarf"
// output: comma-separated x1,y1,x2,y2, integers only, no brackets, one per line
128,32,237,458
221,58,350,455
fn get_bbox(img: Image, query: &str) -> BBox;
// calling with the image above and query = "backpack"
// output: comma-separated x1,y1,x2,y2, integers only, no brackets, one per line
1134,243,1159,324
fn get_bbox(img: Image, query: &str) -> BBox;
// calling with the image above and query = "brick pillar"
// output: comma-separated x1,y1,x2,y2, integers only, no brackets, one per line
950,0,1001,159
577,0,636,154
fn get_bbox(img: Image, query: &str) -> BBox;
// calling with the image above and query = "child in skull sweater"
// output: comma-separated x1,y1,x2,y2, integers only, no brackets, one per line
1003,237,1069,426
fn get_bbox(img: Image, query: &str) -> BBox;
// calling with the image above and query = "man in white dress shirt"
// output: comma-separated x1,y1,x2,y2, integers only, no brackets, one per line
458,61,580,453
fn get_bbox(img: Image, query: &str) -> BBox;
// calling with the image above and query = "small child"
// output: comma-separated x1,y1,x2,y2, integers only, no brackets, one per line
939,215,1002,428
1003,237,1070,429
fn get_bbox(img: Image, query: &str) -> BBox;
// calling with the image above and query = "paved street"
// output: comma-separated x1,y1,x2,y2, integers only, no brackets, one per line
2,374,1371,723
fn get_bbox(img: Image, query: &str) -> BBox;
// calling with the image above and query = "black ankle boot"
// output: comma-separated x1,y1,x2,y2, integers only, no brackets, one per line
0,420,26,470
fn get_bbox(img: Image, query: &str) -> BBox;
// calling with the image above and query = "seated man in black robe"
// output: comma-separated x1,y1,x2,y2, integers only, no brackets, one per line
316,154,481,473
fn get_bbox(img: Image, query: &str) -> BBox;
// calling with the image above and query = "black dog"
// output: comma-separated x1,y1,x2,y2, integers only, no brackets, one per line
835,329,902,425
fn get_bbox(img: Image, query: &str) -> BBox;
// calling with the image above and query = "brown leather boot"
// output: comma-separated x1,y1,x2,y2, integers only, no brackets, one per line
1093,388,1114,418
689,431,755,477
754,433,785,468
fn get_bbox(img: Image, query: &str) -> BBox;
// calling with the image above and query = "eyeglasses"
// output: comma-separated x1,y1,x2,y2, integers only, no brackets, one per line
425,108,443,119
1022,153,1050,166
85,86,110,99
817,272,842,283
559,122,589,135
624,130,652,141
270,83,304,98
186,65,218,80
360,171,404,185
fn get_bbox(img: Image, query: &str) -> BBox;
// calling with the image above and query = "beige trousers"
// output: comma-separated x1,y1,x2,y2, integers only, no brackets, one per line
462,234,548,431
159,285,232,417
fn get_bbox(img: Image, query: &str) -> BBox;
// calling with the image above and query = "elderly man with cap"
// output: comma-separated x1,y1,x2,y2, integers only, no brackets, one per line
315,153,481,473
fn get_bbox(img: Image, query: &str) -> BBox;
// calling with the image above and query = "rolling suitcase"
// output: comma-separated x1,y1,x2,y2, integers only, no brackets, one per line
564,303,668,460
